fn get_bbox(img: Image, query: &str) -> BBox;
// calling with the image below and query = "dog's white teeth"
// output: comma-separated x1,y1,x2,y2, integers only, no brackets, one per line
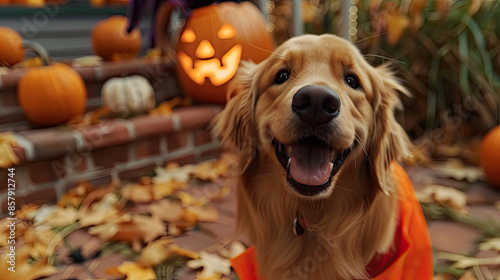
329,162,334,169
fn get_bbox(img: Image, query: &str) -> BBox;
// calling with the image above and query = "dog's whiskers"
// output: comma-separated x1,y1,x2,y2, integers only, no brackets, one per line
363,54,406,65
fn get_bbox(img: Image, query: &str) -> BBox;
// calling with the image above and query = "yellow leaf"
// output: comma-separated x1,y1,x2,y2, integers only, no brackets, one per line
432,160,485,183
58,182,94,208
38,206,78,228
186,251,231,278
115,262,157,280
149,199,183,223
438,252,500,269
149,97,183,116
416,184,467,213
479,237,500,252
0,132,20,168
152,181,186,200
176,191,208,207
0,246,58,280
137,238,199,267
184,205,219,223
121,183,155,203
218,241,246,259
72,55,103,67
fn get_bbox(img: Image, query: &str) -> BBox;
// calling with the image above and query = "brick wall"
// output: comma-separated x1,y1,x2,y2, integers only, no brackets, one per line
0,60,224,215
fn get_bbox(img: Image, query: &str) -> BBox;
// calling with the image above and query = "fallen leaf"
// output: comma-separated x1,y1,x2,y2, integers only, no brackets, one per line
195,273,222,280
154,163,195,184
114,261,157,280
72,55,103,67
111,215,167,251
432,160,484,183
0,246,58,280
479,238,500,252
438,252,500,269
23,226,58,258
137,238,199,267
152,181,186,200
149,199,183,223
38,206,78,228
149,97,183,116
0,132,20,168
58,182,94,208
176,191,208,207
187,251,231,278
15,203,40,220
218,241,246,259
121,183,155,203
184,204,219,223
416,184,468,213
79,193,126,227
88,223,120,241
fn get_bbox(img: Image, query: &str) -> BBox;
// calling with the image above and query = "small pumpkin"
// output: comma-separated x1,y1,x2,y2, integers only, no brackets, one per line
155,1,275,104
0,27,25,67
101,75,155,115
91,15,142,61
480,125,500,188
17,44,87,127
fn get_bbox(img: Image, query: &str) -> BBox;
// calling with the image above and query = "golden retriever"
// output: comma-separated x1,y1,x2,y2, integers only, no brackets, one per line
212,34,412,279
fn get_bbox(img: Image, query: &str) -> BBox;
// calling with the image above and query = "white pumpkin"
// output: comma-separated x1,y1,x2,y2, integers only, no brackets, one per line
101,75,156,115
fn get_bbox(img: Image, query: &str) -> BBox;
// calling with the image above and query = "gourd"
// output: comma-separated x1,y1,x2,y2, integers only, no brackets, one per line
101,75,155,115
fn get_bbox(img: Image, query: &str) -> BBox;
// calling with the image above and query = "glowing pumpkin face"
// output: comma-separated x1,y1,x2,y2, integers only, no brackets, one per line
175,2,275,104
178,23,242,86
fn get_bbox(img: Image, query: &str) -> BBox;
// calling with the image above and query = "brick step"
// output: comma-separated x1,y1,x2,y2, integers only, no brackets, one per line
0,105,223,214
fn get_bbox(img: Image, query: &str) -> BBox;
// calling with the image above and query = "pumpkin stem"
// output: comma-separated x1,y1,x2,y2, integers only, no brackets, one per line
22,40,50,66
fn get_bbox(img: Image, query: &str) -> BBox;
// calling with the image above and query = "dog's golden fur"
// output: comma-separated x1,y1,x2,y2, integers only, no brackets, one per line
213,34,411,279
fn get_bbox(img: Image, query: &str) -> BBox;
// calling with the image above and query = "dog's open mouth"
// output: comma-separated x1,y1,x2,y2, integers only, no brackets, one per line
273,137,352,196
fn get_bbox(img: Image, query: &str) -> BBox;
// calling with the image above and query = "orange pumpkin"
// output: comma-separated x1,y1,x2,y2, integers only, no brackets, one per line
170,2,275,104
91,15,142,61
480,125,500,188
18,53,87,126
0,27,25,67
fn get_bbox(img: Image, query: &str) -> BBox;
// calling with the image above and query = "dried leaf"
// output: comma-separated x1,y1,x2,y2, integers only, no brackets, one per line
121,183,155,203
176,191,208,207
152,181,186,200
0,246,57,280
149,199,183,223
186,251,231,278
23,226,58,258
115,261,157,280
88,223,120,240
432,160,484,183
38,206,78,228
479,238,500,252
438,252,500,269
416,184,468,213
58,182,94,208
184,205,219,223
149,97,183,116
218,241,246,259
78,193,126,227
72,55,103,67
0,132,20,168
154,163,195,184
112,215,166,249
137,238,199,267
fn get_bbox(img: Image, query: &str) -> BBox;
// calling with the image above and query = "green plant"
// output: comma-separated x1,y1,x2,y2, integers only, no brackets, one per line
357,0,500,140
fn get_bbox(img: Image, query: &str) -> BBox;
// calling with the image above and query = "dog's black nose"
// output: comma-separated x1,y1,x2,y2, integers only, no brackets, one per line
292,85,341,128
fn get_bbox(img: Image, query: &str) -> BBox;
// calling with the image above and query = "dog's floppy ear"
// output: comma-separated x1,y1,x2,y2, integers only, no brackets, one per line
369,65,411,195
211,61,259,173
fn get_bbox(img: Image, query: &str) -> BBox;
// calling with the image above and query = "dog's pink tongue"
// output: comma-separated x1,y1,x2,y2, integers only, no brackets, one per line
289,142,332,186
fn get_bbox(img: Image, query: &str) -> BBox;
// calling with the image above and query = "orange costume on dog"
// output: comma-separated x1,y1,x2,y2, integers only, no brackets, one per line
231,163,433,280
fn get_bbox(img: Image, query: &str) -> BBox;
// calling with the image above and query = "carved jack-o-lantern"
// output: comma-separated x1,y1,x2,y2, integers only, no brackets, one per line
175,2,274,104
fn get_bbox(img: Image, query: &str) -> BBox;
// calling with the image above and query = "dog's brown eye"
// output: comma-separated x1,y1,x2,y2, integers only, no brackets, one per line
274,70,290,84
345,75,361,89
